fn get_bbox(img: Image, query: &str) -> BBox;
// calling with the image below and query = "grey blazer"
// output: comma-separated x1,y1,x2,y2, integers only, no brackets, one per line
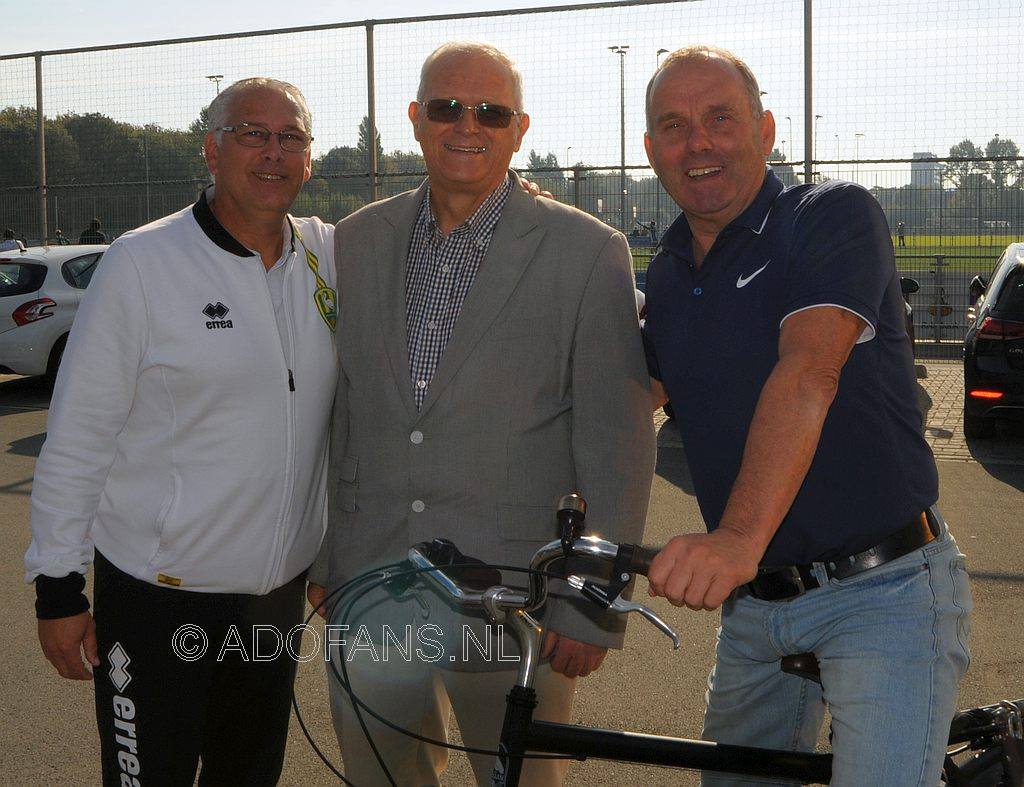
311,176,656,650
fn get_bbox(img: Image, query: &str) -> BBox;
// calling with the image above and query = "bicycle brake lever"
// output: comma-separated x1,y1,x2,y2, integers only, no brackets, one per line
567,575,681,650
610,598,682,650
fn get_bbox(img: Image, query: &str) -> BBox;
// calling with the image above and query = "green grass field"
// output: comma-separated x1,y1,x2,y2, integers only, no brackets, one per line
631,234,1022,276
892,233,1020,258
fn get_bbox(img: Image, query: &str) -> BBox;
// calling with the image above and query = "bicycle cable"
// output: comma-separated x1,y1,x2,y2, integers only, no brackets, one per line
331,563,576,760
292,559,583,784
292,563,405,785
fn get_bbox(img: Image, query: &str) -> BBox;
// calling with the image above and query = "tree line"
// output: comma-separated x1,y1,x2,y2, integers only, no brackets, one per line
870,136,1024,234
0,107,427,238
2,104,1022,240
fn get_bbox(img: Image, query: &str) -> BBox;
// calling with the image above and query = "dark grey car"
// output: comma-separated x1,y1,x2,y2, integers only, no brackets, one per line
963,243,1024,438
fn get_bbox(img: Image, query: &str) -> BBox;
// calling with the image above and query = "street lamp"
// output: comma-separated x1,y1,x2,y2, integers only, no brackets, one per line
565,145,572,168
205,74,224,94
784,116,794,162
834,132,840,179
813,114,823,167
854,132,865,182
141,131,150,223
609,45,630,231
654,48,669,228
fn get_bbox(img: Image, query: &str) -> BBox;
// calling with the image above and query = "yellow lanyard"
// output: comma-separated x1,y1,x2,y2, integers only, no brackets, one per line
292,224,337,334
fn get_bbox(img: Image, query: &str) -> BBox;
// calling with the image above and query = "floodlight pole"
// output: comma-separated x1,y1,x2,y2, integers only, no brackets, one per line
366,23,378,202
803,0,813,183
609,45,629,231
35,54,48,245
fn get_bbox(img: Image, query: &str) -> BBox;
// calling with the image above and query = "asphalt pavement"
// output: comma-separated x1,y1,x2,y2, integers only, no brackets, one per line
1,364,1021,786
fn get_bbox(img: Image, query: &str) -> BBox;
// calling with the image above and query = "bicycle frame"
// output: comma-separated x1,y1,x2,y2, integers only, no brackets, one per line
494,684,832,785
408,536,833,785
402,527,1023,787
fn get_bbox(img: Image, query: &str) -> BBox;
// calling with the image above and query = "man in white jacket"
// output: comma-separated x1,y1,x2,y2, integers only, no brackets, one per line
24,77,337,786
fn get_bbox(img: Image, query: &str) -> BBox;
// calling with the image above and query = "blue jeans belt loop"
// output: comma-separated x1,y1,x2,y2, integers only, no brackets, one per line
739,510,939,602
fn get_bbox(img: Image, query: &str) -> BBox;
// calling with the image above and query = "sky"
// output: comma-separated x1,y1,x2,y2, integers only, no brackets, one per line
6,1,571,53
5,0,1023,187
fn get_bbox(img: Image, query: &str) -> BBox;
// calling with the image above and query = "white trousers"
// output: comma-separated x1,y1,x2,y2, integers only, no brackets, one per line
329,656,576,786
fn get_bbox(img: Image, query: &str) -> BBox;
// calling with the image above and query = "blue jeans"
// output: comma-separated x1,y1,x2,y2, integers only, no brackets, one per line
700,515,972,786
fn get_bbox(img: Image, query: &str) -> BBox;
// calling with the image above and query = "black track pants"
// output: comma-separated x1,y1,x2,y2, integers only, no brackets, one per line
92,552,305,786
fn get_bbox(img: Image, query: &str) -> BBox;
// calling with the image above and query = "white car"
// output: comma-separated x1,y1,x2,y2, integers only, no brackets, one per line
0,244,107,384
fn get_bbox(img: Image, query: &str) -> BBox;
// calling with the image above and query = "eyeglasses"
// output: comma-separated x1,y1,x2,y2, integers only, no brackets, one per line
217,123,313,153
419,99,521,129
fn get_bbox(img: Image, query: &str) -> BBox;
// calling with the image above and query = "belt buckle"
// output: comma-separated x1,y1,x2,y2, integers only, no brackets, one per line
754,566,807,602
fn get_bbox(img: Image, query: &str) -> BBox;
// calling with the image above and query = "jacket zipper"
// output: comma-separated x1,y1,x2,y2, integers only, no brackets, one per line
264,250,299,592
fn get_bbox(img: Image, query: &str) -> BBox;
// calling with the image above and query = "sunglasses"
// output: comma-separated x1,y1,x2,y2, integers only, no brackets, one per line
420,99,521,129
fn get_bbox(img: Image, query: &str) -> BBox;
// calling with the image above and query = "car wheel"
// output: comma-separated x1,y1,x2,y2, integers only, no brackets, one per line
44,334,68,388
963,408,995,439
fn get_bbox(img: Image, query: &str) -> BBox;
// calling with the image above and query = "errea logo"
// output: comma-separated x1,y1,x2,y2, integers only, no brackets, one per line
203,302,233,330
108,642,132,692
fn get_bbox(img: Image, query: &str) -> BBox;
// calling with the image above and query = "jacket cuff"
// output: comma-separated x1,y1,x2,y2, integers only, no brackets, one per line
544,576,628,650
35,573,90,620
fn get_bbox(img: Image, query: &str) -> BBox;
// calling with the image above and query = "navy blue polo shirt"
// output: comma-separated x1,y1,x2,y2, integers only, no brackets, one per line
642,168,938,565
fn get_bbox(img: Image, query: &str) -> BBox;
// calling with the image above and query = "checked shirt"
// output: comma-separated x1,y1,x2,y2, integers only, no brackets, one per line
405,175,514,409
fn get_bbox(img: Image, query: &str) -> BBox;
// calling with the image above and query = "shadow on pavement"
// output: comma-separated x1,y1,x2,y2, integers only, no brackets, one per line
0,477,33,496
916,381,933,430
969,570,1024,585
972,452,1024,493
654,431,695,496
0,375,52,411
8,432,45,458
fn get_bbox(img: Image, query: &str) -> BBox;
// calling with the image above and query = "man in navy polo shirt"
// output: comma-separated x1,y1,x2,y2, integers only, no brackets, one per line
641,46,971,785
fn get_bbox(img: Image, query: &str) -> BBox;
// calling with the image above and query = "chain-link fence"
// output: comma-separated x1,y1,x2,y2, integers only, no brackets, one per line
2,0,1022,346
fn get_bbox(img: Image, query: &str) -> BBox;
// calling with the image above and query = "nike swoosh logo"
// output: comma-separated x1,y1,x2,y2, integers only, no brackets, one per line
736,260,771,289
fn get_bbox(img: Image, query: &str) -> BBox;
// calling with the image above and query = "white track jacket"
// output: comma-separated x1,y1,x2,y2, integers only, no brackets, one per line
25,200,337,595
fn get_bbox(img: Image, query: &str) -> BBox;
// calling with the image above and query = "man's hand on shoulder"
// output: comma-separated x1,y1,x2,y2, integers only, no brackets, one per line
38,611,99,680
647,529,761,611
541,631,607,678
519,178,554,200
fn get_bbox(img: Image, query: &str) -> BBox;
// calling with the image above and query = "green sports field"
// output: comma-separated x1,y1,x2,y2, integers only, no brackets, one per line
631,234,1022,276
892,233,1020,257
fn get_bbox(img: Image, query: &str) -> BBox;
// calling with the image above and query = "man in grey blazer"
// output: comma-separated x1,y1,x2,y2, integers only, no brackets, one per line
308,41,655,786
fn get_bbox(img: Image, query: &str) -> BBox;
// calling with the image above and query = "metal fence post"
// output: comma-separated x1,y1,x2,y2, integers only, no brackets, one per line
366,22,379,204
932,254,945,343
35,53,48,245
803,0,813,185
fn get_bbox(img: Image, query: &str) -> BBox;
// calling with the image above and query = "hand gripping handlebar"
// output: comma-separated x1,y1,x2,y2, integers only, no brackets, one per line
404,494,680,651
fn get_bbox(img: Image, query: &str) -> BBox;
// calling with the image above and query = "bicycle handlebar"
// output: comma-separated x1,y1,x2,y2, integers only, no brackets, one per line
404,532,681,650
616,542,661,577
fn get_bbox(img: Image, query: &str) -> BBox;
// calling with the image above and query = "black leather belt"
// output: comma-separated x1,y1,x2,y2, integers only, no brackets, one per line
738,510,939,602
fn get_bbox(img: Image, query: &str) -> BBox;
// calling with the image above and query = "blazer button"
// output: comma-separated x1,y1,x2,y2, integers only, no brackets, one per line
411,499,425,513
410,430,424,444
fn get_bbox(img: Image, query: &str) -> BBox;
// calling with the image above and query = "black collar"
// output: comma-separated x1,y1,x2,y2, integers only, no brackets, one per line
192,188,254,258
660,168,784,259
